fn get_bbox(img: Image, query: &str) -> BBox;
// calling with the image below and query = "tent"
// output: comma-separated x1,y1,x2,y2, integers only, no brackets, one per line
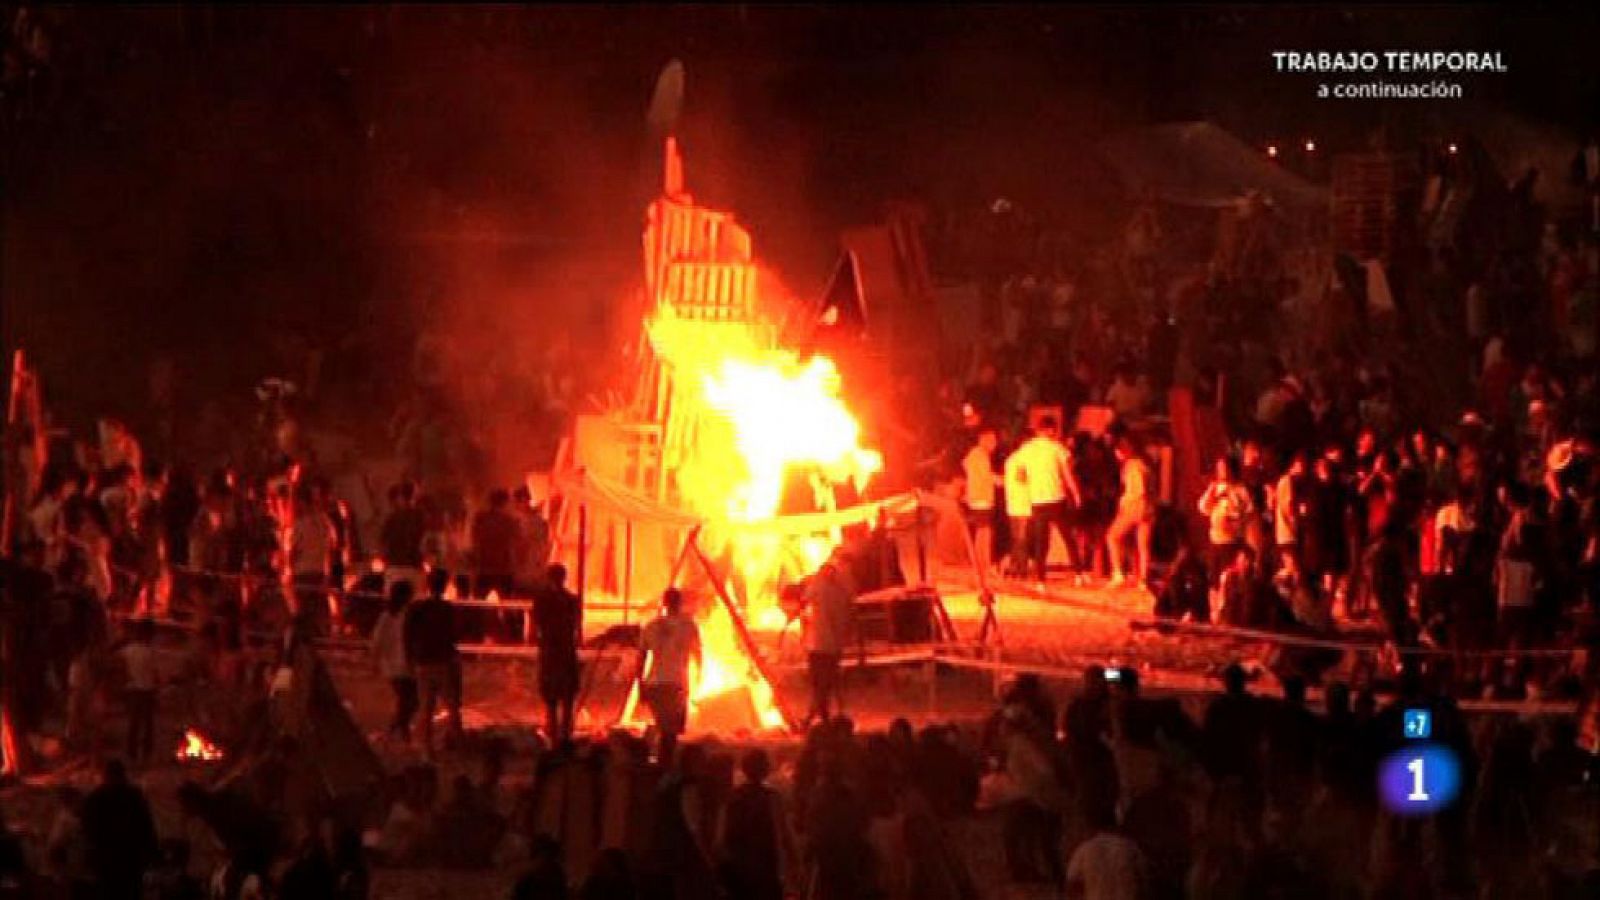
1098,121,1329,211
790,208,941,377
216,644,385,819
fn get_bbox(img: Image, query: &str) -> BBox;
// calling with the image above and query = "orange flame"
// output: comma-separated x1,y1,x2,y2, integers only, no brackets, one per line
617,139,883,734
643,308,881,732
175,728,224,762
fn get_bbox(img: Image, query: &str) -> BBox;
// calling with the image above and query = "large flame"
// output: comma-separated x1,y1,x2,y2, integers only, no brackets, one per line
650,307,881,582
610,138,883,735
637,307,882,731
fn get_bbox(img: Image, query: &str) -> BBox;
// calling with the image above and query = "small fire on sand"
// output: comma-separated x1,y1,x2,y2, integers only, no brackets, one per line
175,729,224,762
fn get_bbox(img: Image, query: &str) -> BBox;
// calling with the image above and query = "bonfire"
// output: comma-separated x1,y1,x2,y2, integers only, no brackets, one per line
175,728,224,762
591,138,884,733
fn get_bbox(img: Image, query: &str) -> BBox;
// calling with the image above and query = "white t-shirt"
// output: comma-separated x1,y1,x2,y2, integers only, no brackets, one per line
963,445,998,511
1199,482,1254,545
1118,457,1153,515
1066,832,1148,900
1272,472,1299,545
370,610,411,680
1014,436,1071,506
120,642,158,692
1003,451,1032,518
641,613,701,687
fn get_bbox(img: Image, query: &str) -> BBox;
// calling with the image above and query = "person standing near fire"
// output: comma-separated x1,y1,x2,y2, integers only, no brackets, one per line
117,617,159,766
1199,456,1255,588
470,488,522,641
1106,436,1156,589
533,563,581,745
380,481,426,598
405,568,462,759
371,581,417,744
963,428,1002,577
286,483,336,632
639,588,701,764
1014,415,1084,585
1003,438,1033,578
803,549,859,726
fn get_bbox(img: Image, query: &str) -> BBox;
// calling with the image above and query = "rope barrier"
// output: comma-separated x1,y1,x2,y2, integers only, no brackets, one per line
103,559,1589,666
924,649,1582,716
111,605,1582,723
128,563,549,610
989,576,1583,660
117,610,608,662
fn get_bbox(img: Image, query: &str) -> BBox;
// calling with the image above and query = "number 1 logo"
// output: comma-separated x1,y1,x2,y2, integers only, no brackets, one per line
1406,757,1429,802
1380,745,1459,815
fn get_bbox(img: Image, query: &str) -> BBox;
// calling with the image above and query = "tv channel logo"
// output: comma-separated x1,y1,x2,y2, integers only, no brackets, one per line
1379,744,1461,816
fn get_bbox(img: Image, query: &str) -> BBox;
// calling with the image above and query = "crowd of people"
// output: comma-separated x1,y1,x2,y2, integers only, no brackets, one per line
927,131,1600,703
4,657,1599,899
0,428,571,747
3,122,1600,897
953,374,1600,693
977,661,1600,900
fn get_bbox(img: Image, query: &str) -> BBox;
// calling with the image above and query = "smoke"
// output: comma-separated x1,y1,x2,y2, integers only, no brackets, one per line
362,10,850,488
17,7,1573,474
1,7,1104,479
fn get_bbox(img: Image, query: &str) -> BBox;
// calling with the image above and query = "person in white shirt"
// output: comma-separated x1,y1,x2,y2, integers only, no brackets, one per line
1014,415,1083,584
803,554,858,726
370,581,418,743
1198,456,1255,587
1106,437,1155,588
1065,806,1148,900
287,488,337,628
1272,452,1308,567
962,429,1001,576
639,588,702,763
1003,442,1034,578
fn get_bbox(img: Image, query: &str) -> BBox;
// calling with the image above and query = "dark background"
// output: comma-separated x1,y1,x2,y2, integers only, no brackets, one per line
2,5,1596,430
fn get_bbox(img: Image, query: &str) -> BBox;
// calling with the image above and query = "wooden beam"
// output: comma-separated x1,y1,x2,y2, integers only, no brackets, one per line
576,504,588,641
666,524,701,589
623,521,634,625
688,540,798,732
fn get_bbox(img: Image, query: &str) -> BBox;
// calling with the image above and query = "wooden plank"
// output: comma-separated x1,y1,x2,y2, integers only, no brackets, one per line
689,541,799,732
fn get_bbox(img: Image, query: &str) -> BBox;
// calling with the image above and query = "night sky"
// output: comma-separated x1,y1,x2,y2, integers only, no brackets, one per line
3,5,1596,426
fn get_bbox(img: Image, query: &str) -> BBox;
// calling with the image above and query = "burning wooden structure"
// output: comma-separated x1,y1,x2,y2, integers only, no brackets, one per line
553,139,897,734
